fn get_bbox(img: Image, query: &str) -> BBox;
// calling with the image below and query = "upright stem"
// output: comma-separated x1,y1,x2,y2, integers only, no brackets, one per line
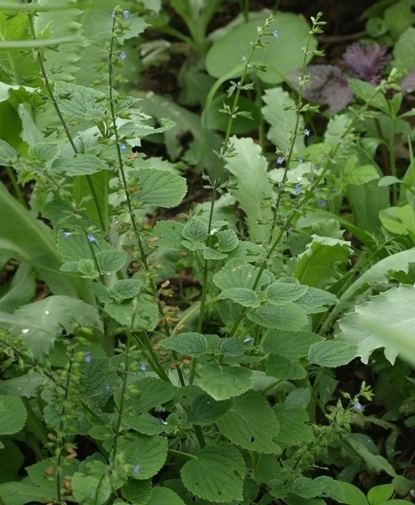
28,14,106,232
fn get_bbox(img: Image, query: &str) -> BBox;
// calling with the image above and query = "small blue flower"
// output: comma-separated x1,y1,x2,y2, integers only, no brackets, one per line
409,489,415,498
131,464,141,476
139,362,147,373
243,336,254,345
123,10,130,19
297,157,304,164
119,143,127,151
62,231,72,239
276,156,285,166
352,402,364,413
119,51,127,62
87,233,97,244
304,128,311,137
104,384,112,393
318,198,327,208
294,183,302,196
84,352,92,364
272,29,280,39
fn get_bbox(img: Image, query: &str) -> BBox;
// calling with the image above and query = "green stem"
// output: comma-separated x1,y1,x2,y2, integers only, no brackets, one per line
28,14,106,233
5,166,26,207
169,448,197,459
389,118,398,204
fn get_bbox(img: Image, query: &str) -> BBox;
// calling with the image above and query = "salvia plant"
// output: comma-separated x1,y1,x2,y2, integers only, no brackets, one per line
0,1,415,505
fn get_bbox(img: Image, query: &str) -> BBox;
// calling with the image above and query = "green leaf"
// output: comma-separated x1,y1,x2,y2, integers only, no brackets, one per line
0,138,17,164
367,484,394,505
180,445,245,502
0,482,56,505
147,487,186,505
216,229,239,252
132,168,187,208
52,154,110,176
105,297,159,332
72,473,111,505
345,436,396,477
216,390,280,453
197,364,252,400
126,378,176,412
206,12,316,84
119,434,168,480
110,278,143,302
343,164,380,186
340,284,415,365
121,480,152,504
4,295,102,357
54,81,106,120
393,26,415,71
219,287,259,307
248,302,308,330
262,87,304,153
188,394,232,425
213,259,273,292
273,404,313,448
0,264,35,313
265,280,308,304
266,354,306,380
293,235,352,288
0,35,79,49
96,250,127,273
0,183,89,300
0,395,26,435
308,340,358,367
224,137,273,241
263,330,322,360
335,482,369,505
29,143,58,163
161,332,211,357
296,287,337,314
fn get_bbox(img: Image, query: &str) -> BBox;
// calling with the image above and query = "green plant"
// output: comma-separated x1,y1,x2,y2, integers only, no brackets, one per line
0,2,415,505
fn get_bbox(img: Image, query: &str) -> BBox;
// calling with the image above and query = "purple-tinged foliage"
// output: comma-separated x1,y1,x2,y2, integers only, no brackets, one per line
343,42,390,84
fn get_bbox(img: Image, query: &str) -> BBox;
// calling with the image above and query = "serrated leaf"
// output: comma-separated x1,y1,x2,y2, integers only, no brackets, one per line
273,404,313,448
345,435,396,476
340,284,415,365
119,434,168,480
308,340,358,367
127,378,176,412
0,395,26,435
29,143,58,163
263,330,322,360
54,81,106,120
96,249,127,273
188,394,232,425
133,168,187,208
147,487,186,505
197,364,252,400
216,390,280,454
224,137,273,241
180,445,245,502
265,280,308,304
213,259,273,292
266,354,306,380
343,164,379,186
110,278,143,302
52,154,110,176
122,480,152,505
296,287,337,314
72,473,111,505
262,87,304,153
105,297,159,331
248,302,308,330
216,229,238,252
161,332,211,357
219,287,259,307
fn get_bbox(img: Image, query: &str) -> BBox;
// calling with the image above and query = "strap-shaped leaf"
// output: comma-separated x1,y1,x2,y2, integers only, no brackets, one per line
181,445,245,502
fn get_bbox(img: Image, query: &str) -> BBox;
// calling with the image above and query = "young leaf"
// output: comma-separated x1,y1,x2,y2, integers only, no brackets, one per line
197,364,252,401
54,81,106,120
308,340,358,367
71,473,111,505
247,302,308,331
0,138,17,164
96,249,127,273
161,332,212,357
180,445,245,502
132,168,187,208
215,390,281,454
52,154,110,176
219,287,259,307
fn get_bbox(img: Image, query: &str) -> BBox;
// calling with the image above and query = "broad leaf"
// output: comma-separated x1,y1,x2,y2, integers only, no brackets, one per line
180,445,245,502
132,168,187,208
52,154,110,176
248,302,308,330
161,332,212,357
188,394,232,425
219,287,259,307
273,404,313,448
118,434,168,480
147,487,186,505
0,395,26,435
197,364,252,400
308,340,358,367
216,390,280,453
263,330,322,360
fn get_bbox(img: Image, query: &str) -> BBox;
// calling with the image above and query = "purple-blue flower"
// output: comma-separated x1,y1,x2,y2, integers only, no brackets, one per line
63,231,72,239
294,184,302,196
243,336,254,345
119,51,127,62
131,465,141,476
119,143,127,151
352,402,363,413
304,128,311,137
84,352,92,364
139,362,147,373
272,29,280,39
104,384,112,393
123,10,130,19
276,156,285,166
318,198,327,208
87,233,97,244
